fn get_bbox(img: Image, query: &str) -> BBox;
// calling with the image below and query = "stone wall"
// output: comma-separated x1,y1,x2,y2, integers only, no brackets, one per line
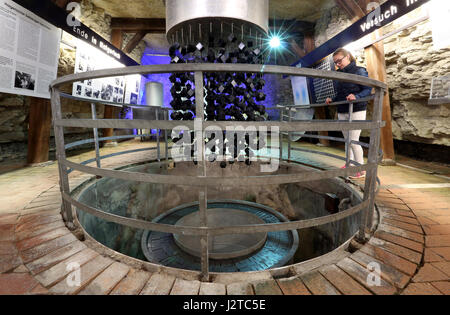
0,0,147,164
0,95,29,162
384,20,450,146
314,5,450,147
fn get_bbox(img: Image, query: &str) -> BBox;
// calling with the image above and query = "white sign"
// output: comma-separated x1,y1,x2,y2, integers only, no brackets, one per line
0,0,61,99
290,73,314,141
124,75,141,104
429,0,450,50
73,39,142,104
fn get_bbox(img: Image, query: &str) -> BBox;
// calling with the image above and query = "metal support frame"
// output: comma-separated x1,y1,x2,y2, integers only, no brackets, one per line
359,87,384,241
91,103,101,169
50,88,74,229
50,63,386,275
345,102,354,167
288,107,292,162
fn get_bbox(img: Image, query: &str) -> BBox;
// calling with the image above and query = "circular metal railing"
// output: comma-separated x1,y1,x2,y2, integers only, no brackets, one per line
50,63,387,280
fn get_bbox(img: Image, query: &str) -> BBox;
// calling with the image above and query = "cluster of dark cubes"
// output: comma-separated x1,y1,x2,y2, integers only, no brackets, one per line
168,34,268,166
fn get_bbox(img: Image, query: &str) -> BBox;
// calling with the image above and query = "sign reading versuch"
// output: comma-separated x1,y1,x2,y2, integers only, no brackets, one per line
294,0,431,68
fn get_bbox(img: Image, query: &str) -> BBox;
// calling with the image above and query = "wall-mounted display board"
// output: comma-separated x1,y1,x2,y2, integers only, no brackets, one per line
429,75,450,105
0,0,60,98
289,64,314,141
72,39,142,104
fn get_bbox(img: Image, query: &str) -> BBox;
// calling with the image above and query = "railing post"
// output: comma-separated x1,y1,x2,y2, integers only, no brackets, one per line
51,88,75,229
195,71,209,281
358,88,383,242
156,107,160,161
91,103,101,168
164,109,169,161
288,107,292,163
346,102,354,167
279,108,283,161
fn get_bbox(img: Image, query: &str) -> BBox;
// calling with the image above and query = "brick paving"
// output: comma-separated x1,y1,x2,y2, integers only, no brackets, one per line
0,139,448,295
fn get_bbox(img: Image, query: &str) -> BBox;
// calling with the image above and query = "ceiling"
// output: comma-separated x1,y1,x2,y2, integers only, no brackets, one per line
89,0,337,58
91,0,335,23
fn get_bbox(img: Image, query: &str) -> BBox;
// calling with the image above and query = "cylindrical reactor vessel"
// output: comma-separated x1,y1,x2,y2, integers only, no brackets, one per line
165,0,270,161
145,81,163,107
165,0,269,47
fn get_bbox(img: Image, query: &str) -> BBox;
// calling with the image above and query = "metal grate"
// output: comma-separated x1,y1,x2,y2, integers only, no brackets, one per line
312,56,336,103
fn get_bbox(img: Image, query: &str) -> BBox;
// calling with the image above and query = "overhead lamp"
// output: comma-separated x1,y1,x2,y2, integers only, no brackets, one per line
269,36,281,48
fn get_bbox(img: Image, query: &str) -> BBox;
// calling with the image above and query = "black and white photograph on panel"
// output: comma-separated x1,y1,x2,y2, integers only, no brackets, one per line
14,71,35,91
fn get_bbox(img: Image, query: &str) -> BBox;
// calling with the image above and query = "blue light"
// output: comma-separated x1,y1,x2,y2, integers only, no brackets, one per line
269,36,281,48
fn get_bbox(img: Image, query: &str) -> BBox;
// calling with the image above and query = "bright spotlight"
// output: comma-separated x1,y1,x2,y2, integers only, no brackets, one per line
269,36,281,48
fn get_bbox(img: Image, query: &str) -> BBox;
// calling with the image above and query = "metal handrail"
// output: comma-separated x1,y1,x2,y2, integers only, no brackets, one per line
64,191,369,236
51,63,385,281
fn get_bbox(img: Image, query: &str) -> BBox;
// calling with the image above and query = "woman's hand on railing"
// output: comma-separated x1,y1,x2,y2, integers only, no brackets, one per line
325,98,332,105
346,94,356,102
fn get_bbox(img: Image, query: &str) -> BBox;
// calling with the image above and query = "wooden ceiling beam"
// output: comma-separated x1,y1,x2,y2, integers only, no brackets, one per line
124,30,148,53
111,18,166,32
334,0,365,21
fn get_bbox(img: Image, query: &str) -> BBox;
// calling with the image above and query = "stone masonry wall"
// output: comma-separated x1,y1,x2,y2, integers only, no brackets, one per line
314,5,450,147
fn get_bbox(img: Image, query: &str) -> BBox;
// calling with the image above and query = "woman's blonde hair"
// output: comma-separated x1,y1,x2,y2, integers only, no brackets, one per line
333,48,356,63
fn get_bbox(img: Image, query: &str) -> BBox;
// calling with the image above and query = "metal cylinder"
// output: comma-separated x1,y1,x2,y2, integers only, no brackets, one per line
145,81,163,107
166,0,269,42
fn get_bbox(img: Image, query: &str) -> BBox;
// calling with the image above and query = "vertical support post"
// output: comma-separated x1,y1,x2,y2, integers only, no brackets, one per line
279,108,283,161
346,102,354,167
50,88,74,229
365,29,395,163
288,107,292,162
27,97,52,164
91,103,101,168
164,109,169,161
199,189,208,281
156,107,160,161
195,71,209,281
358,87,383,242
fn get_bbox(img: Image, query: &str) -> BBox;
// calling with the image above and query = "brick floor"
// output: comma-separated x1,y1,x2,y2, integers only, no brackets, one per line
402,283,443,295
252,279,283,295
109,269,152,295
170,278,201,295
78,261,130,295
199,282,226,295
0,139,448,295
300,271,341,295
0,273,39,295
226,282,254,295
318,265,372,295
431,281,450,294
276,277,311,295
412,263,449,283
424,248,445,263
140,273,176,295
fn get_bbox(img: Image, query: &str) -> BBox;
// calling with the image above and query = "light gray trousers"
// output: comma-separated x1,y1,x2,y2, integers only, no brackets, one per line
338,110,367,166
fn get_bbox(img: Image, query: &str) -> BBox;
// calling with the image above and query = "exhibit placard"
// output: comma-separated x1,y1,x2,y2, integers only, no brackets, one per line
0,0,60,98
72,39,142,104
12,0,139,67
289,64,314,141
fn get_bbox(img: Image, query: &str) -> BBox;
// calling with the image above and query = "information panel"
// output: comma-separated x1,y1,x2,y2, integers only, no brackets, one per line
0,0,61,98
72,39,142,104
